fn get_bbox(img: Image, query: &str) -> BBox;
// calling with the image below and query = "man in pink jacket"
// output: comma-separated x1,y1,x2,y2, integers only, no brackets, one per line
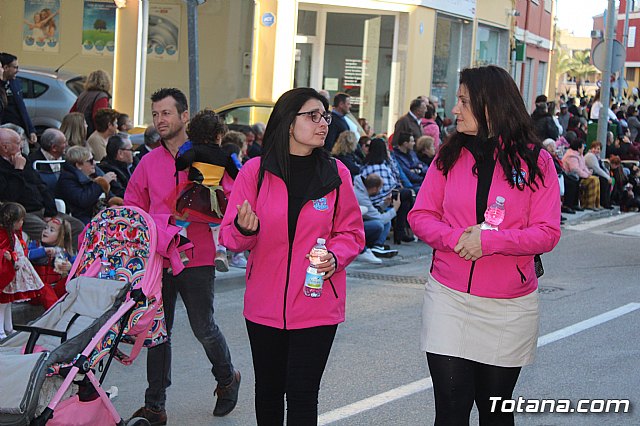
125,88,239,425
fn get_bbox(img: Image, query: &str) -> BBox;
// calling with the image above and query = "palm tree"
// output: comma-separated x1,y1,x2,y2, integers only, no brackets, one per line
565,50,598,95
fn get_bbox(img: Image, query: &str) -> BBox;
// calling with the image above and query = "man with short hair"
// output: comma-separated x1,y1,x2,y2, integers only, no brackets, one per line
0,128,84,248
353,173,399,261
125,88,240,424
325,92,351,152
98,135,133,198
136,125,161,160
28,128,67,173
86,108,118,161
0,52,37,147
557,103,571,135
394,98,426,143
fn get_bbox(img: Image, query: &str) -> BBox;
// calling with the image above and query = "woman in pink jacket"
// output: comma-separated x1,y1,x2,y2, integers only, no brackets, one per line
561,134,601,209
408,66,561,425
219,87,365,425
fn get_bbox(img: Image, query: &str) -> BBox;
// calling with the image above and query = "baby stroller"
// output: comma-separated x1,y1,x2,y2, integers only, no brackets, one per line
0,206,166,426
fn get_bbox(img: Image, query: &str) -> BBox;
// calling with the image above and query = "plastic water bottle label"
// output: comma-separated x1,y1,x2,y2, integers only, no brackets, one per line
304,267,323,289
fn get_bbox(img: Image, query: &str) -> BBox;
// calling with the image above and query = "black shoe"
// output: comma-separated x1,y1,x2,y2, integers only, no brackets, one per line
213,370,241,417
401,235,418,243
560,215,567,221
561,205,576,214
130,406,167,426
572,206,585,211
370,245,399,258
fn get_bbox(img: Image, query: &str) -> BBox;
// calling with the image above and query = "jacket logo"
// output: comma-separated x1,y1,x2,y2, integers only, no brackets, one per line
312,197,329,211
512,168,527,185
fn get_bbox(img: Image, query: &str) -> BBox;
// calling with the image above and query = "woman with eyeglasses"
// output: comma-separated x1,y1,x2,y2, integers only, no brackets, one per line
219,87,365,425
56,145,118,224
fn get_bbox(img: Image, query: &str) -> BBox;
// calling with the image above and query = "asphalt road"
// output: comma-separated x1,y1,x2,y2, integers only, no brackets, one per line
100,210,640,425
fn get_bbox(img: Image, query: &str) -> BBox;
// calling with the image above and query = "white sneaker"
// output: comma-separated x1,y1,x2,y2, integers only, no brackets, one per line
230,252,248,268
356,248,382,264
215,250,229,273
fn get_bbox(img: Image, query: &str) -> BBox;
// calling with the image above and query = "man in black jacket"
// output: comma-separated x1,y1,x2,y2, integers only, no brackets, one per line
531,95,559,141
325,93,351,153
98,135,133,198
0,128,83,247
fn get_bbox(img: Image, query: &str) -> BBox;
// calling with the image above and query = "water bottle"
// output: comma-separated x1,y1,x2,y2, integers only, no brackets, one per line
480,196,506,231
99,255,113,279
304,238,328,298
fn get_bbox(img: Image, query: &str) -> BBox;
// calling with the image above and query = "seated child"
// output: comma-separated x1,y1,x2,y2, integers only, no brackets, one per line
28,217,76,309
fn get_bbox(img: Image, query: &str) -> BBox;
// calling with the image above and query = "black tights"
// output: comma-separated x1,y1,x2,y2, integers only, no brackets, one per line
427,353,522,426
246,320,337,426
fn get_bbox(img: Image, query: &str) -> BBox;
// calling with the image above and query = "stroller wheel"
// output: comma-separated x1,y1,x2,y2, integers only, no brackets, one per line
126,418,151,426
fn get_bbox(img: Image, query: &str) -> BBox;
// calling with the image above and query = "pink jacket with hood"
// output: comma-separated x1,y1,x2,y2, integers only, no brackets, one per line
408,146,561,298
219,152,365,330
125,142,234,273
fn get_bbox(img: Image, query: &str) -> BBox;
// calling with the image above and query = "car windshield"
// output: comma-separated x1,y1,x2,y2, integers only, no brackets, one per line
221,105,273,126
66,77,85,96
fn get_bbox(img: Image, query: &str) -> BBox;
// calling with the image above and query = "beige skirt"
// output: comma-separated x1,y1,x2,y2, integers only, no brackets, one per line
421,274,539,367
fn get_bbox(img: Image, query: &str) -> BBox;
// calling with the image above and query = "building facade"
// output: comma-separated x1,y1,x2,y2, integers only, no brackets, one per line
0,0,553,132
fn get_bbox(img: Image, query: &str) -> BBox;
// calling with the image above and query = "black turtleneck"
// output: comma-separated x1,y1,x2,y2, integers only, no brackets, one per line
287,153,316,243
463,134,498,224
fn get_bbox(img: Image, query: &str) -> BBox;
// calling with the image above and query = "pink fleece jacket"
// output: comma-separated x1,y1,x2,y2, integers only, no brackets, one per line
408,148,561,298
219,157,365,330
125,143,233,271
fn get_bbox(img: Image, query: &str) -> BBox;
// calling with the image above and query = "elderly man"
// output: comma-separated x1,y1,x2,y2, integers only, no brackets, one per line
136,125,161,160
28,128,67,172
394,98,426,143
0,128,84,247
98,135,133,198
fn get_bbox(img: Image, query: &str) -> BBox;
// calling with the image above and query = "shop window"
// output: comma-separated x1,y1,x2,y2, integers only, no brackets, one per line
297,10,317,36
322,12,395,132
475,25,508,68
432,15,473,116
626,68,636,82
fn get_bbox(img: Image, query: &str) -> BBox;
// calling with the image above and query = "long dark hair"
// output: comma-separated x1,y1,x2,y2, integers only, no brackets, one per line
259,87,330,187
364,138,389,165
437,66,544,190
0,202,26,250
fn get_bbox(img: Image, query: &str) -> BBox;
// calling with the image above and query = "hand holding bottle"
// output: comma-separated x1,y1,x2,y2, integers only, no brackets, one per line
305,251,336,279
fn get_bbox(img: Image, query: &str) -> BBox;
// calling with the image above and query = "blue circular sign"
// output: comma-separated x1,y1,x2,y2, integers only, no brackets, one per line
262,12,275,27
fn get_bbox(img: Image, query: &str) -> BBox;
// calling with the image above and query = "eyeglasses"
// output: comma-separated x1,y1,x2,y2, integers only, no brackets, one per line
119,147,134,152
296,110,332,125
85,157,95,164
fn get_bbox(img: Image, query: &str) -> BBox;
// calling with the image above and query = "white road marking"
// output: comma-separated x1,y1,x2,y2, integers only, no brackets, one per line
318,302,640,425
612,223,640,237
563,213,633,231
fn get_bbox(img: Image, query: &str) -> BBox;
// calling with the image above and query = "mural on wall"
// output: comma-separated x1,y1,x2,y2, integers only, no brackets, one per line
148,4,180,61
82,0,117,56
23,0,60,52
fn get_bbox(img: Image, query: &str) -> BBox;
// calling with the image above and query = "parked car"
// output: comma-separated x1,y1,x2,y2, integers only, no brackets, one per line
216,98,274,127
17,67,85,134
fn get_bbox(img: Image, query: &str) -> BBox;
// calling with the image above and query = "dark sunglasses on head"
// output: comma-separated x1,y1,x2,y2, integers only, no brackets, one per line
296,110,332,124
